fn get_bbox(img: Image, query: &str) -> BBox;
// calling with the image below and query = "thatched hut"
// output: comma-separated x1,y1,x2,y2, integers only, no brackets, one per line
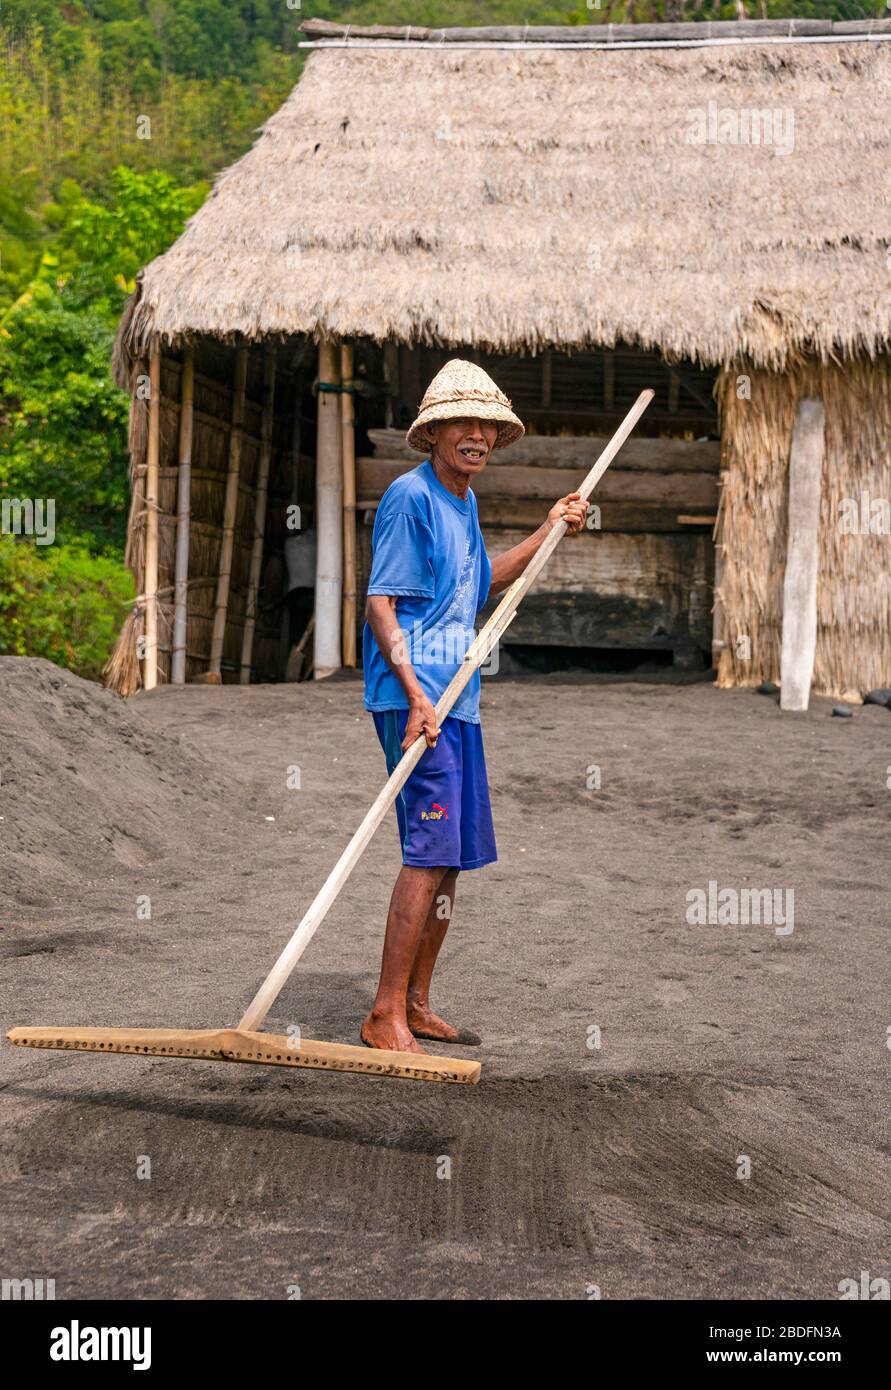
109,15,891,706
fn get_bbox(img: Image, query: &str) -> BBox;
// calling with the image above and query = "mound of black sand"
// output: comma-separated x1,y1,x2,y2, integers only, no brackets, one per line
0,659,224,908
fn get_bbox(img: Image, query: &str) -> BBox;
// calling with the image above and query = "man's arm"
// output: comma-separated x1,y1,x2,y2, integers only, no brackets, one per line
488,491,589,596
365,595,441,750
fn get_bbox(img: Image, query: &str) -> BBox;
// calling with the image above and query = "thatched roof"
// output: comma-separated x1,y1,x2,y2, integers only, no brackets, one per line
115,19,891,379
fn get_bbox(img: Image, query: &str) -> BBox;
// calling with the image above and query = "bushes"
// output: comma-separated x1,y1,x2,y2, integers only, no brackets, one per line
0,167,208,680
0,538,134,680
0,288,130,553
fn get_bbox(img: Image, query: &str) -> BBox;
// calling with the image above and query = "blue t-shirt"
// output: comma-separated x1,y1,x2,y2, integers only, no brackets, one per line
363,460,492,723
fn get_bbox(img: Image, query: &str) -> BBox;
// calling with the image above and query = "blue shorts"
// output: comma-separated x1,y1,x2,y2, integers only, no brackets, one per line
373,711,497,871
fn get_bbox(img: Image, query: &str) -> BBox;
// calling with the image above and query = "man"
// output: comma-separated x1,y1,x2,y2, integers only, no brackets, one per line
361,360,588,1054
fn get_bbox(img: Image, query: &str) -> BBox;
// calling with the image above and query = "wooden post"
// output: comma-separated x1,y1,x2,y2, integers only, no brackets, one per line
171,347,194,685
240,345,277,685
711,474,727,669
383,342,399,429
603,352,615,411
340,342,357,668
313,339,342,679
209,344,248,678
143,346,161,691
400,345,421,424
541,351,552,409
780,398,825,711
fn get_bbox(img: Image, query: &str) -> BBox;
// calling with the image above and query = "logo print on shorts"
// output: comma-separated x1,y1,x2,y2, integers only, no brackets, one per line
421,802,448,821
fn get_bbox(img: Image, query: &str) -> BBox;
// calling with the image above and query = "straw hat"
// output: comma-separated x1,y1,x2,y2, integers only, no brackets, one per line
406,359,525,453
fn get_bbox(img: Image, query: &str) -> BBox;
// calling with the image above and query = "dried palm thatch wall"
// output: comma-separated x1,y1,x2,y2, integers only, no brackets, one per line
109,340,312,692
715,357,891,697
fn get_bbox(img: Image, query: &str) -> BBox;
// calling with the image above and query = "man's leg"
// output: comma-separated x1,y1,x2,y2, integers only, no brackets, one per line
361,864,448,1053
406,867,468,1043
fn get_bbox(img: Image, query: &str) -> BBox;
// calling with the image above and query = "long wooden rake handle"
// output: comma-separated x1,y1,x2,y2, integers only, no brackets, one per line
239,389,655,1032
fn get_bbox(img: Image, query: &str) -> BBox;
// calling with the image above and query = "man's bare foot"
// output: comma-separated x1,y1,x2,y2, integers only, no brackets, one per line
360,1011,428,1054
407,1004,481,1046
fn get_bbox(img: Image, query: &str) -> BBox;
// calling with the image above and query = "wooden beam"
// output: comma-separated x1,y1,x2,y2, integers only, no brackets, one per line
240,345,277,685
171,347,194,685
299,16,845,42
520,407,712,435
359,496,713,534
340,343,358,668
664,363,715,416
358,458,718,509
314,340,342,679
366,428,720,473
209,344,248,678
780,398,825,711
488,588,709,651
143,347,161,691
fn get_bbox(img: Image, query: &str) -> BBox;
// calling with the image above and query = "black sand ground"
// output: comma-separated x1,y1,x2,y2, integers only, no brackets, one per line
1,656,889,1300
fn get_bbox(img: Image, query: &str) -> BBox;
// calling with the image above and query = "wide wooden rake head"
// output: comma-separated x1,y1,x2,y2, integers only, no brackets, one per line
6,1026,480,1084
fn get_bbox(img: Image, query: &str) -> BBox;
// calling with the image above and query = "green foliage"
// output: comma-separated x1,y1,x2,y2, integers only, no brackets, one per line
311,0,581,20
568,1,882,18
0,168,206,558
0,290,130,554
0,24,299,204
315,0,882,22
51,166,208,311
0,6,274,679
0,2,304,83
0,537,134,680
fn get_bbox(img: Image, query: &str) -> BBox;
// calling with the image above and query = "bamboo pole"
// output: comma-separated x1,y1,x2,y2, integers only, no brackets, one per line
279,357,306,676
340,342,357,668
240,345,277,684
238,389,655,1033
313,339,342,678
209,344,248,678
143,347,161,691
171,347,194,685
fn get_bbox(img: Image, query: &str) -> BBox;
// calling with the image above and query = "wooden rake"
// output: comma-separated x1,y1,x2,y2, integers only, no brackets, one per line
8,391,654,1086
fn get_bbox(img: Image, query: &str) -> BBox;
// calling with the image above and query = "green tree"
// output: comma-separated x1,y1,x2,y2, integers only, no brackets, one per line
50,165,207,311
0,536,134,679
0,288,130,552
565,0,881,18
0,168,207,555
